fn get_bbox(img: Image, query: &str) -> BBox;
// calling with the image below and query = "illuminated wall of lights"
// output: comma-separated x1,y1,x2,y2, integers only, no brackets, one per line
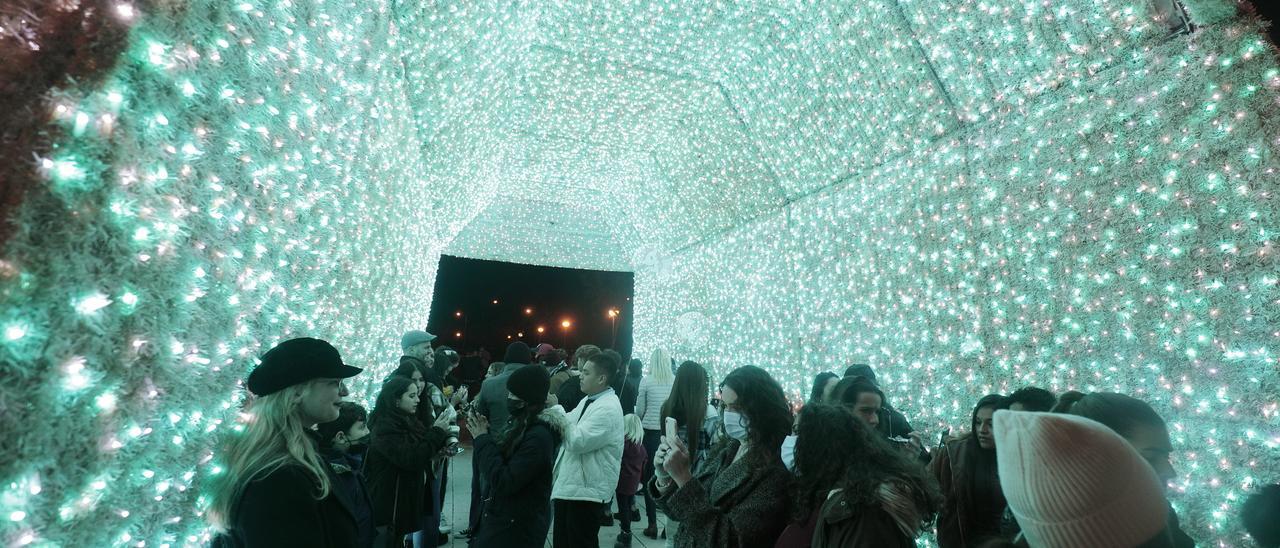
0,0,1277,546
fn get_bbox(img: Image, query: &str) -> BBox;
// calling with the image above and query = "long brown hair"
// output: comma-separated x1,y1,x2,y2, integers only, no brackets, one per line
660,360,710,457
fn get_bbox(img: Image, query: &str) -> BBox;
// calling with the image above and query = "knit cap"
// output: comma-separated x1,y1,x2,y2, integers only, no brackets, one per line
507,364,550,405
993,410,1169,548
503,341,532,365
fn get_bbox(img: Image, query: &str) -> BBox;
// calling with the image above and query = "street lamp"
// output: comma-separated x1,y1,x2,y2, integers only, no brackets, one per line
560,319,572,348
607,308,620,347
524,307,533,315
536,326,545,343
454,311,467,350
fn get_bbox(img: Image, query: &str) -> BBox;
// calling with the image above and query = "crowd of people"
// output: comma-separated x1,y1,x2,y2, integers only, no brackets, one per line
205,333,1279,548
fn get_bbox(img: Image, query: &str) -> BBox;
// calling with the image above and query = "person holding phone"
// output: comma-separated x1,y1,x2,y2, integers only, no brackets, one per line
649,365,794,548
466,365,567,547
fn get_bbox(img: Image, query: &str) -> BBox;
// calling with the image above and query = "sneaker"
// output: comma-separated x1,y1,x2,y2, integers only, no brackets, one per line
438,516,451,534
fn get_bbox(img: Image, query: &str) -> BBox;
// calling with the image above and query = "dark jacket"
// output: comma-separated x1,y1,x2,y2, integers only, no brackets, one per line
616,373,642,415
930,435,1006,548
214,458,359,547
476,363,524,431
323,448,375,548
471,408,568,547
365,411,449,535
650,439,793,548
616,438,646,496
556,375,586,413
810,484,927,548
1168,504,1196,548
878,401,914,439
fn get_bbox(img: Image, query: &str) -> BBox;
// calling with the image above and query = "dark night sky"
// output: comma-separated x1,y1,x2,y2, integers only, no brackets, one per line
426,255,635,361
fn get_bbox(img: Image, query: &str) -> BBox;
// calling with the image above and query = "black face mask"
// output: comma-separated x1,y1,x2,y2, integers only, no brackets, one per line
345,434,371,456
507,399,528,416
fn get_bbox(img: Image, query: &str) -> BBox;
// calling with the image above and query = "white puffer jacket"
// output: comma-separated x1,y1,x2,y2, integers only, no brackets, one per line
550,391,625,503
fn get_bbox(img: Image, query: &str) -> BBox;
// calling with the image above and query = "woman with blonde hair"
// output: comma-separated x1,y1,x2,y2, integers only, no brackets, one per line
207,337,365,547
634,347,675,538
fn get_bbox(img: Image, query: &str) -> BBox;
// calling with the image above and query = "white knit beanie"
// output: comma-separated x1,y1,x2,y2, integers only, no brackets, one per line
993,410,1169,548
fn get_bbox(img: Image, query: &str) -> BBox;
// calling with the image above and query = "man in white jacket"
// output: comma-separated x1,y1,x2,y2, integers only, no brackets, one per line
549,350,625,548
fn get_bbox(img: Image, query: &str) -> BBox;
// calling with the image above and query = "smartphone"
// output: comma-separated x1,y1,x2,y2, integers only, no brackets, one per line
665,417,678,445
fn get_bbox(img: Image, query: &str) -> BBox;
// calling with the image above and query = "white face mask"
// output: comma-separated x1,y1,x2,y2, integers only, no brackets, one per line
721,409,749,442
780,434,797,471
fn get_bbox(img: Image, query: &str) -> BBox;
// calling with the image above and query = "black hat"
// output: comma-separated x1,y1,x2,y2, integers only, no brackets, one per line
247,337,363,396
844,363,877,386
503,341,532,365
507,364,549,404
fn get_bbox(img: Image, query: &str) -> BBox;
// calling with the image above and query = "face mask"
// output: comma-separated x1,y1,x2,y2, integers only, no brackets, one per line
345,434,370,455
507,399,528,416
780,435,797,472
722,410,749,442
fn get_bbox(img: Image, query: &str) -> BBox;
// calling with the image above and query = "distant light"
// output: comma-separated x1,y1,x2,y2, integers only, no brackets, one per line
537,327,545,333
455,332,462,337
524,308,532,315
492,299,499,304
561,320,572,328
455,311,462,317
115,3,136,20
75,293,113,315
4,324,26,341
517,332,524,337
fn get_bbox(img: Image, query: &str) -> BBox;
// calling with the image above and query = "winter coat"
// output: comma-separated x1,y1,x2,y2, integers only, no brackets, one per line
650,439,793,548
616,438,646,496
550,390,625,503
555,375,586,414
322,448,376,548
616,373,642,415
213,433,359,548
930,435,1006,548
635,377,673,430
470,408,569,548
364,411,449,536
475,363,524,431
810,484,928,548
878,402,914,439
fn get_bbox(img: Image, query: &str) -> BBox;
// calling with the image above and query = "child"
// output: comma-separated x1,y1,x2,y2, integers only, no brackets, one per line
316,401,375,548
615,414,647,547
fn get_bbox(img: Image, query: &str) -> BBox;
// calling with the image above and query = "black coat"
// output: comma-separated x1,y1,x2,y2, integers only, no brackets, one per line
470,414,564,547
213,462,359,547
556,376,585,413
365,411,449,535
615,373,642,415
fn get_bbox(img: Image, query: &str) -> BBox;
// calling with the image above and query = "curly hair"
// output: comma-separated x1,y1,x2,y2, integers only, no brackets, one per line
791,404,941,525
718,365,793,467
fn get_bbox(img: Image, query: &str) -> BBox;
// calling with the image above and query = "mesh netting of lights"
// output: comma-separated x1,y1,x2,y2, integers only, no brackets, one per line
0,0,1277,545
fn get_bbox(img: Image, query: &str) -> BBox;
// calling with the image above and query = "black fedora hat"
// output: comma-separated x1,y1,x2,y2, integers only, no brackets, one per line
247,337,363,396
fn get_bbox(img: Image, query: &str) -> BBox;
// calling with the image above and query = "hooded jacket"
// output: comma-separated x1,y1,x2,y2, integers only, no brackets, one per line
471,407,569,547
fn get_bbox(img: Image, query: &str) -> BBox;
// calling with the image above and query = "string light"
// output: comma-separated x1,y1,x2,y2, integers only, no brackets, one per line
0,0,1275,547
